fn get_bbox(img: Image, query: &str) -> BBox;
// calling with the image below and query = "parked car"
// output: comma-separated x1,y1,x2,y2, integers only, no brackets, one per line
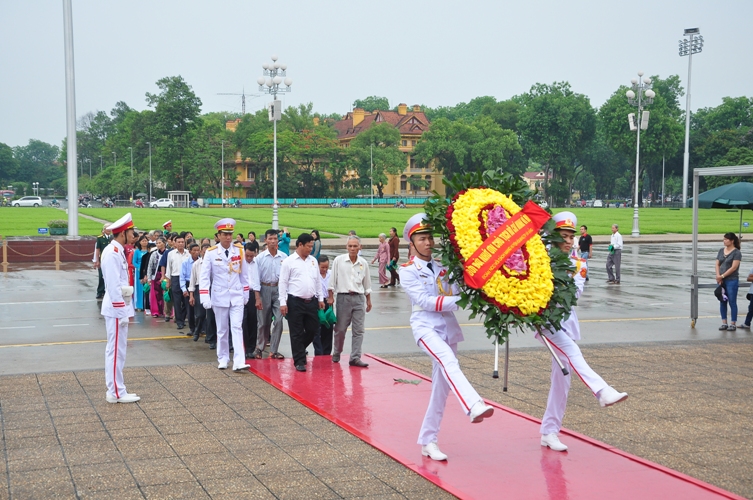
538,200,549,209
12,196,43,207
593,199,603,208
149,198,174,208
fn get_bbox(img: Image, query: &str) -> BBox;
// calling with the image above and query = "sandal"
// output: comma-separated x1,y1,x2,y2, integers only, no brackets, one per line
719,324,728,331
253,349,263,359
271,352,285,359
728,325,737,331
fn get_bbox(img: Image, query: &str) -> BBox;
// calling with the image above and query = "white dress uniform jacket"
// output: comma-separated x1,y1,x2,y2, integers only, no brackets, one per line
101,240,135,319
400,256,484,446
199,243,250,308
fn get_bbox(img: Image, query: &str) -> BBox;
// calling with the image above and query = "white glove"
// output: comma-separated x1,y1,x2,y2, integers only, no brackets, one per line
121,286,134,305
201,298,212,310
118,317,129,328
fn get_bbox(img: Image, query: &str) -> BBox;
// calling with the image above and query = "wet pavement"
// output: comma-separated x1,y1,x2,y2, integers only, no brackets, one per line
0,242,751,498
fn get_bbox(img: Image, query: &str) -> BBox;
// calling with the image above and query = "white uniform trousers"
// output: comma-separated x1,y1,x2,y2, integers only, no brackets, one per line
416,329,483,445
104,316,129,399
213,304,246,368
538,329,608,435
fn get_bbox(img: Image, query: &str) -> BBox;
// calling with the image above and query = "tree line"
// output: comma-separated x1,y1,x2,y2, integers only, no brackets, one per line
0,76,751,204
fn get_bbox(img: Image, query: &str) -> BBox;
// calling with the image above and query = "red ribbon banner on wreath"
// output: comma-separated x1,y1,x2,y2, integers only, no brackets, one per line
463,201,551,289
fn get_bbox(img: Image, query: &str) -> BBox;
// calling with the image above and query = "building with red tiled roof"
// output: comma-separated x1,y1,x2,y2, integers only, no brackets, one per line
333,103,445,197
521,171,551,191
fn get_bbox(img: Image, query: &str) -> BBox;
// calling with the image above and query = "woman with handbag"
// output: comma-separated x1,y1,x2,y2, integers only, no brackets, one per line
716,232,742,331
371,233,390,288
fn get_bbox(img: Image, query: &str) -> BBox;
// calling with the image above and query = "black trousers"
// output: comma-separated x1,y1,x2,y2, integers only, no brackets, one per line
287,295,319,366
97,268,105,297
243,300,258,355
194,299,206,335
204,307,217,344
314,303,333,355
170,276,187,325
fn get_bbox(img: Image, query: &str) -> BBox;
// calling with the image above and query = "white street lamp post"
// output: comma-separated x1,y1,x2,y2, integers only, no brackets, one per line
258,54,292,230
679,28,704,207
128,146,133,201
146,142,152,202
626,71,656,237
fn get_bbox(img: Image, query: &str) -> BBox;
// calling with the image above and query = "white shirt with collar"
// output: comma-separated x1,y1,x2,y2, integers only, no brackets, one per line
279,251,323,306
610,231,624,250
256,249,285,285
244,258,261,293
165,248,189,277
328,254,373,296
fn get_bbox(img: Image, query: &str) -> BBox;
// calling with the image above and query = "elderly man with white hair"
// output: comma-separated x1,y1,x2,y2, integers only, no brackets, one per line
328,235,372,367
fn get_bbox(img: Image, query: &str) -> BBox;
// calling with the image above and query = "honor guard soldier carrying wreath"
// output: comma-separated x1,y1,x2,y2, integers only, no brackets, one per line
199,218,251,372
538,212,628,452
101,213,140,403
399,213,494,462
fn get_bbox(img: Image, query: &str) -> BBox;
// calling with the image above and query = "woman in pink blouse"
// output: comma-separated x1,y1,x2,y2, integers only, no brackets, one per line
372,233,390,288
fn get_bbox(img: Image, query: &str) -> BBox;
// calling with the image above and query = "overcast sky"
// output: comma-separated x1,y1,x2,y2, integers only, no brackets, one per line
1,0,750,148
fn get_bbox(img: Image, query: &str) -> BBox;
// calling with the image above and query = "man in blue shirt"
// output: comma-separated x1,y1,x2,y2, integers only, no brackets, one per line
181,243,200,336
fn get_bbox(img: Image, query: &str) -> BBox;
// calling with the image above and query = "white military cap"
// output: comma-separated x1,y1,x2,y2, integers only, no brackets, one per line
552,211,577,232
215,218,236,233
403,213,431,243
107,213,134,234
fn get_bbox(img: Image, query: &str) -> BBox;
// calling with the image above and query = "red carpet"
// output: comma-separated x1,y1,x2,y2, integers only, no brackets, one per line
248,354,743,500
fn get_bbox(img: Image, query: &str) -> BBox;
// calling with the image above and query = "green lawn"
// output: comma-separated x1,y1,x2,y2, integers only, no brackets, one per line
78,207,424,239
3,205,750,238
0,207,104,237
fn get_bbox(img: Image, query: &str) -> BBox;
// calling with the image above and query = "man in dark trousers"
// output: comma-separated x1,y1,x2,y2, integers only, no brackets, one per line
279,233,325,372
387,226,400,287
578,224,593,281
94,224,111,299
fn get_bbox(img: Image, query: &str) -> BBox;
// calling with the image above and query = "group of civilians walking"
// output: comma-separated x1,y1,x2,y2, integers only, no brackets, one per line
95,219,392,374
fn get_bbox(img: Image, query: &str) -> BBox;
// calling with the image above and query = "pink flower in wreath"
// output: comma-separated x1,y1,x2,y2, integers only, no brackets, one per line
486,205,527,273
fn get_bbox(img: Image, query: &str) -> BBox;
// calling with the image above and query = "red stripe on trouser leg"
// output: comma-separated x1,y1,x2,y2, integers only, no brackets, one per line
419,338,470,412
114,321,119,399
545,335,594,396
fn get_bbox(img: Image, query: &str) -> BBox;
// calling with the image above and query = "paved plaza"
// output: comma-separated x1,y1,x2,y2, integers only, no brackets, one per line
0,242,751,498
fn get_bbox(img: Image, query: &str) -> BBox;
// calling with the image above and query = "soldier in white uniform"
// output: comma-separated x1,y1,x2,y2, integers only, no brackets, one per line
399,213,494,462
538,212,628,452
199,218,251,371
101,213,140,403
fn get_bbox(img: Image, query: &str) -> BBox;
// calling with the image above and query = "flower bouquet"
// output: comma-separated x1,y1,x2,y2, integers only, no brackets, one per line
424,169,577,344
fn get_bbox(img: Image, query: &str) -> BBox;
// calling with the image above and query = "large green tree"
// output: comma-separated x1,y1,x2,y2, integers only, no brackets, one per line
0,142,19,184
348,123,405,198
145,75,203,190
599,76,684,201
413,116,524,179
353,96,389,112
515,82,597,205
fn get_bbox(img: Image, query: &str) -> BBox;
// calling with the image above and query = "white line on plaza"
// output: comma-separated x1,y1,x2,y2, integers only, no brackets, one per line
0,326,36,330
52,324,89,328
0,299,96,306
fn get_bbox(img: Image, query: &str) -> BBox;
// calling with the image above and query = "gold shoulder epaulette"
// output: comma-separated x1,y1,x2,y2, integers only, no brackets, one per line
234,242,243,248
208,245,218,251
400,261,414,268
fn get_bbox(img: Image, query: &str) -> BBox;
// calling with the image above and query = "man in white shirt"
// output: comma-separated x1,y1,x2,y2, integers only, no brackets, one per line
279,233,325,372
606,224,623,284
328,236,373,367
254,229,286,359
165,234,191,329
189,242,209,342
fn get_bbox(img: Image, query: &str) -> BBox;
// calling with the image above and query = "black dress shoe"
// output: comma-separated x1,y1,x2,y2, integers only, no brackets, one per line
349,359,369,368
177,323,185,329
295,364,306,372
209,343,216,349
192,333,200,341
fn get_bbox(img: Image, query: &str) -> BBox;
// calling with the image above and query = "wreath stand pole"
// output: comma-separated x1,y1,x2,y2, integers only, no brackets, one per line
503,339,510,392
538,328,569,376
492,338,499,379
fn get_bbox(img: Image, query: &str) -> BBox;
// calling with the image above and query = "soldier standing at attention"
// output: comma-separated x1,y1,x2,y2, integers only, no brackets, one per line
399,213,494,461
199,218,251,372
94,224,112,299
101,213,139,403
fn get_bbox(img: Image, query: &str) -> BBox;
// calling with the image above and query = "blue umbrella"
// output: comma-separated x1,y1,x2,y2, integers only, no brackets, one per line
687,181,753,237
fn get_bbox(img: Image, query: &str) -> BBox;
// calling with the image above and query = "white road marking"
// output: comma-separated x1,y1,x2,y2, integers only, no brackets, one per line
0,326,36,330
52,324,89,328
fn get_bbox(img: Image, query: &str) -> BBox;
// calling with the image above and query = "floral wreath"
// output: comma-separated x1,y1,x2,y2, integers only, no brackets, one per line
425,169,577,344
